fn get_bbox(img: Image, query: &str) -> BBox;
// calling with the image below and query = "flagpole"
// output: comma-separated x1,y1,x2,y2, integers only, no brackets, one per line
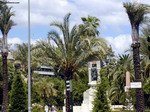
28,0,31,111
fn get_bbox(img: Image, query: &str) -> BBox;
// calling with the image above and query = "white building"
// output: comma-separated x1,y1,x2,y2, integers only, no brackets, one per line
33,65,55,76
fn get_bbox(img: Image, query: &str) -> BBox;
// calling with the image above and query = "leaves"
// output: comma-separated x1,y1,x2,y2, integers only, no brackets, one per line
0,4,15,35
36,13,110,79
123,2,150,42
123,2,150,26
93,73,111,112
80,15,100,37
9,71,27,112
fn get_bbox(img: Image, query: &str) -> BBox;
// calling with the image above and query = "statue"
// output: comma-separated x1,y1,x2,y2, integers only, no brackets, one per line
91,64,98,81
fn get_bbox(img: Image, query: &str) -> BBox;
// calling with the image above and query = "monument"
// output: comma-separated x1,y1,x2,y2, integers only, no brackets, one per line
64,61,101,112
80,61,100,112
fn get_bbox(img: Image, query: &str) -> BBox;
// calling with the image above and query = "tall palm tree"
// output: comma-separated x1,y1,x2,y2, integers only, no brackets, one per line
123,2,150,111
37,13,109,112
0,4,15,112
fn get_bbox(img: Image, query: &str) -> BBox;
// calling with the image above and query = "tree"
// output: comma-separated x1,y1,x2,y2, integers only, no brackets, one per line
0,3,15,112
108,54,134,105
9,69,27,112
80,15,100,37
139,24,150,109
123,2,150,112
51,77,65,109
93,69,111,112
0,57,15,110
12,43,29,73
140,24,150,79
12,43,39,75
143,78,150,109
36,13,109,112
72,76,88,106
33,77,57,107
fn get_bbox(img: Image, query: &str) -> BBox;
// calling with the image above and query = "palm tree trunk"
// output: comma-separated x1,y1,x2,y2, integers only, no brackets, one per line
132,25,139,43
131,43,145,112
2,52,8,112
65,77,73,112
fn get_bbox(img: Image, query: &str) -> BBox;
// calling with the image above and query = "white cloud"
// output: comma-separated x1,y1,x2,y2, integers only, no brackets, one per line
106,34,132,55
8,37,22,45
11,0,127,26
11,0,150,31
7,0,149,55
12,0,72,26
7,37,22,49
7,37,41,49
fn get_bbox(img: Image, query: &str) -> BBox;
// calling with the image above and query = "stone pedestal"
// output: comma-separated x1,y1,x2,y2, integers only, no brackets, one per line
81,81,97,112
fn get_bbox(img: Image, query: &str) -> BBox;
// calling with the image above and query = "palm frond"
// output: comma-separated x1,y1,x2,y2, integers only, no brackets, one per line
0,4,15,35
123,2,150,26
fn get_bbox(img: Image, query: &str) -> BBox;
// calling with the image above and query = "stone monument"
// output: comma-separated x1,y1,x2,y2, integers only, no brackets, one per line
80,61,100,112
63,61,101,112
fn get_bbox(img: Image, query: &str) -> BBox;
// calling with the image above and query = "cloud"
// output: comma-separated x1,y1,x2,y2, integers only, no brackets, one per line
105,34,132,55
11,0,150,34
7,37,22,49
11,0,128,27
8,37,22,45
12,0,72,26
7,37,41,49
7,0,149,55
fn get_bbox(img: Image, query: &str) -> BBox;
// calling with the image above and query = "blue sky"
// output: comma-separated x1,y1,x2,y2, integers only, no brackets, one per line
3,0,150,55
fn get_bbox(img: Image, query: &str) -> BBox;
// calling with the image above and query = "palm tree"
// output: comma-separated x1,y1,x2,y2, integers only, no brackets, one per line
108,54,134,105
80,15,100,37
34,77,57,107
140,25,150,79
37,13,109,112
12,43,43,76
12,43,29,73
0,4,15,112
123,2,150,111
13,43,34,73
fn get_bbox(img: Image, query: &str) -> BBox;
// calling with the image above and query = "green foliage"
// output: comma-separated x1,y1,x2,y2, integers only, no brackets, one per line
31,85,41,105
33,76,57,106
32,75,65,109
144,78,150,94
107,54,134,105
8,61,16,90
9,70,27,112
123,2,150,26
92,69,111,112
51,77,65,108
72,76,88,105
144,78,150,108
80,15,100,36
0,58,2,106
0,58,15,107
32,104,43,112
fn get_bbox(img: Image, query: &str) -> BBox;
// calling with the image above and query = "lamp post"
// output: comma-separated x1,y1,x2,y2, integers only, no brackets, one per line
28,0,31,111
